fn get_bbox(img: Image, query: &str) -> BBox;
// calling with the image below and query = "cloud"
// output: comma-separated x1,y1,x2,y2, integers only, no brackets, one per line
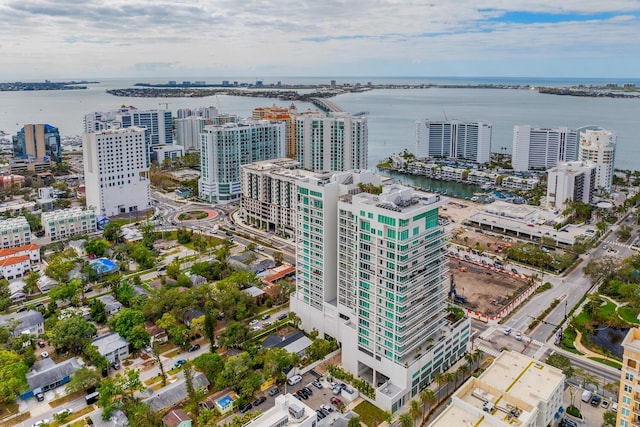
0,0,639,78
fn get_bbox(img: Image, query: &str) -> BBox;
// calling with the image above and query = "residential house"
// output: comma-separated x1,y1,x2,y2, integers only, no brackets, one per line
20,357,83,400
97,295,123,316
162,409,192,427
189,274,207,287
261,331,313,358
0,256,32,281
92,332,130,363
183,309,205,327
243,286,266,304
145,372,210,412
8,280,26,302
0,310,45,337
37,275,58,293
146,323,168,344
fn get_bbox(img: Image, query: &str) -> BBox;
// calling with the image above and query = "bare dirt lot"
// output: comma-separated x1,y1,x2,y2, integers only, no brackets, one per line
448,259,529,316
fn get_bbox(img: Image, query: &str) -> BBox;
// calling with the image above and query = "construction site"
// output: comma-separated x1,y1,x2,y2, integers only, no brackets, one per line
447,258,531,318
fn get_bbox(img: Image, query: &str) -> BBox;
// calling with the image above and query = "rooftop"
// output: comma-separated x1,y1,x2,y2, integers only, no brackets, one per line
245,393,316,426
623,328,640,354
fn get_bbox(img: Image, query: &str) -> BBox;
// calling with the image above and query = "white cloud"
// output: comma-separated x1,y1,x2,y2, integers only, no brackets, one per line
0,0,638,78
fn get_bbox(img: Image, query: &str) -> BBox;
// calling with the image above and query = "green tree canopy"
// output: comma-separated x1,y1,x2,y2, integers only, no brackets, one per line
50,315,97,354
0,349,29,404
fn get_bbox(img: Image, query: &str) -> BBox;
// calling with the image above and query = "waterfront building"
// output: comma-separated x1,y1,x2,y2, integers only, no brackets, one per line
0,217,31,249
499,176,540,191
512,126,578,171
546,161,596,210
13,124,62,164
618,328,640,427
84,107,172,163
467,170,499,186
41,207,96,241
429,351,565,427
240,158,314,238
175,116,207,151
290,174,470,412
176,106,218,120
83,127,150,217
244,394,317,427
577,128,616,193
415,119,492,163
198,120,285,203
295,111,368,172
252,104,299,158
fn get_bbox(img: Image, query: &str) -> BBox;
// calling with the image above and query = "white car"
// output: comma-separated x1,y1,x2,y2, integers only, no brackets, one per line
503,327,511,335
515,332,522,341
33,420,50,427
249,319,259,326
55,408,72,417
40,351,49,358
256,245,265,251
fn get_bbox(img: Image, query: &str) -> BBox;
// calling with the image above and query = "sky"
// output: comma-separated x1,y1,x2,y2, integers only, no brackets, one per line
1,0,640,80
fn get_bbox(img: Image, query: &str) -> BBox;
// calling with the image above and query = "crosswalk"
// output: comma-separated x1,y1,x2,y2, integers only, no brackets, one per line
603,239,633,250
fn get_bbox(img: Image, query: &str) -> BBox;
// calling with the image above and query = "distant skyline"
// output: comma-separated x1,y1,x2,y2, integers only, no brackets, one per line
1,0,639,80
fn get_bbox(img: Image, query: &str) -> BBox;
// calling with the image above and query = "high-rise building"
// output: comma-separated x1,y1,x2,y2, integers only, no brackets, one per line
176,106,218,120
198,120,285,203
83,127,150,217
84,107,172,163
415,119,492,163
429,351,565,427
618,328,640,427
578,128,616,193
240,158,314,238
295,112,367,172
290,173,470,411
175,116,206,151
546,161,596,210
252,104,299,158
12,124,62,164
512,126,578,171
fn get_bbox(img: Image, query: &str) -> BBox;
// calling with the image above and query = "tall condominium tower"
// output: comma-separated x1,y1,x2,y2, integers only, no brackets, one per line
83,127,150,217
290,172,470,412
618,328,640,427
252,104,299,158
295,112,367,172
546,161,596,210
415,119,492,163
84,107,172,163
13,124,62,163
175,116,207,151
198,120,285,203
578,128,616,193
512,126,578,171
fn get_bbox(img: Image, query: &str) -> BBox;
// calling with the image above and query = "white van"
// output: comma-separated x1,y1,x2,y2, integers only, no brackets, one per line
581,390,592,403
287,375,302,386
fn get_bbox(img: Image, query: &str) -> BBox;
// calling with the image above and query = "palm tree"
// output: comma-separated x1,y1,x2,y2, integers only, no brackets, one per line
434,373,445,402
419,388,437,422
457,364,470,386
465,353,477,372
444,372,457,394
473,349,485,369
409,400,422,426
399,413,413,427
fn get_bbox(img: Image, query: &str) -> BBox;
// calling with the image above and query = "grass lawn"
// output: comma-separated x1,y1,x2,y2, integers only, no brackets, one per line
618,306,640,324
598,301,617,317
165,348,182,358
573,311,590,329
588,357,622,370
353,400,388,426
0,411,31,426
559,328,584,355
0,402,19,420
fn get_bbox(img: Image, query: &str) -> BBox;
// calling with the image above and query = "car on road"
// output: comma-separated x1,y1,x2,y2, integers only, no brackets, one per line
252,396,266,406
603,244,608,250
515,332,522,341
268,387,280,396
55,408,72,417
261,314,271,320
277,313,288,321
503,327,511,335
511,268,518,274
249,319,259,326
188,344,200,352
17,306,27,313
330,397,342,406
251,325,261,331
239,402,252,413
32,420,50,427
174,359,187,367
256,245,265,251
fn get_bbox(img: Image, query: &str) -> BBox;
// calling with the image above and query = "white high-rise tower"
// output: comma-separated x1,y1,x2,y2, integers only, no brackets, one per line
578,128,616,193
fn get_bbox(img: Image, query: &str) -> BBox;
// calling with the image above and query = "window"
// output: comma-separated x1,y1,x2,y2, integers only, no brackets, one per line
626,372,634,381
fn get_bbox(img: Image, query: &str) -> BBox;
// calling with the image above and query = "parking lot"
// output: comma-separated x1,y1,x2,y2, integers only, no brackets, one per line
561,386,616,427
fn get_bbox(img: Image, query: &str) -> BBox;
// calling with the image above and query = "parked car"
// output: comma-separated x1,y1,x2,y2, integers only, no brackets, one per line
611,402,618,412
303,386,313,395
316,410,325,419
503,327,511,335
55,408,72,417
32,420,50,427
330,397,342,406
277,313,288,321
601,399,610,409
174,359,187,367
321,404,334,413
261,314,271,320
268,387,280,396
511,268,518,274
35,392,44,402
188,344,201,352
590,395,602,407
112,361,120,370
312,380,323,389
252,396,266,406
249,319,259,326
239,403,252,413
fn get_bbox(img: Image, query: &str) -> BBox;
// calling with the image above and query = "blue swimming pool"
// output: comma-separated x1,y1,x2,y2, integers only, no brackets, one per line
90,258,118,275
217,394,235,409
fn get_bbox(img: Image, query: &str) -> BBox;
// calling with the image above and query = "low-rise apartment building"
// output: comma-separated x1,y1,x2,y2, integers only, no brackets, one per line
41,208,96,241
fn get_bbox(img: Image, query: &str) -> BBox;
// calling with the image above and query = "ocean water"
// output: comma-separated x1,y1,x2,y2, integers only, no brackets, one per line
1,77,639,170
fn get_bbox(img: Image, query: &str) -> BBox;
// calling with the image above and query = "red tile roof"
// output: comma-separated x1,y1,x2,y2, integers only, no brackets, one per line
162,409,191,427
0,255,30,267
0,243,39,259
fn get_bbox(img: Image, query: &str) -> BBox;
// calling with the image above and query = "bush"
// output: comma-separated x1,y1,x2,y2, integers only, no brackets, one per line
566,405,581,418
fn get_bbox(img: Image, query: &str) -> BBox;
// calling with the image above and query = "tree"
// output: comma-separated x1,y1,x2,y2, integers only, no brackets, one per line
183,362,201,417
399,413,413,427
85,238,110,257
222,322,250,349
204,311,217,353
103,223,123,243
273,251,284,266
0,280,12,311
50,315,97,354
192,353,224,385
109,309,148,350
348,416,361,427
0,350,28,404
583,256,620,285
409,399,422,426
216,352,261,399
90,299,108,324
151,341,167,387
45,257,76,283
545,353,574,379
114,280,135,307
263,347,299,381
419,388,437,421
23,271,41,296
49,278,83,305
603,410,617,426
65,367,102,394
